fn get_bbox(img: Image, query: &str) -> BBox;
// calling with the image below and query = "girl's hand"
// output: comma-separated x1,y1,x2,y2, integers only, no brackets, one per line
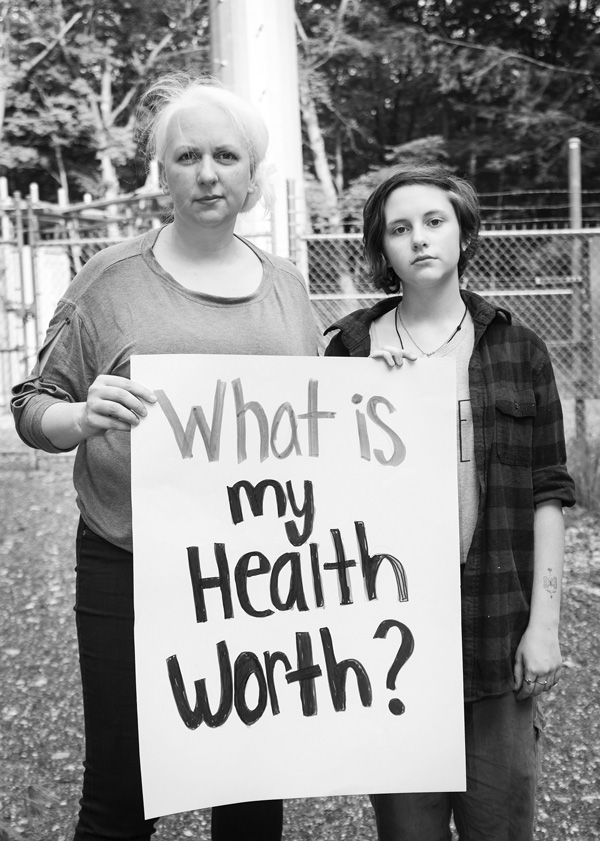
513,624,562,700
79,375,157,438
370,346,418,368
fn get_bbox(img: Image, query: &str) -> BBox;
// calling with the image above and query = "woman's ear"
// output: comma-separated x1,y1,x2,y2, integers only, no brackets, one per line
158,163,168,194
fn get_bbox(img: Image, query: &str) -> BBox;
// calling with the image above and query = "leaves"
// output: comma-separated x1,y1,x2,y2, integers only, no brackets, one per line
297,0,600,227
1,0,211,200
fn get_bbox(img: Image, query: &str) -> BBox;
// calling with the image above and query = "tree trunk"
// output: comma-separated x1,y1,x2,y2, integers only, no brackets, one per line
53,139,70,200
298,75,340,231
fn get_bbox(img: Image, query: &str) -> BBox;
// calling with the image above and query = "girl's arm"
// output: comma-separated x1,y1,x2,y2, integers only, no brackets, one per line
513,498,565,699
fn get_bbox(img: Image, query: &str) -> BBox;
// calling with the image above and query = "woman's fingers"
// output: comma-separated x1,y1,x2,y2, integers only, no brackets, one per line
83,376,157,434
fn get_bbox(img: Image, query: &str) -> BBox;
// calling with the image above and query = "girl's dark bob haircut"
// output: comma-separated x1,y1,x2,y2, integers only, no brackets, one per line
362,165,481,294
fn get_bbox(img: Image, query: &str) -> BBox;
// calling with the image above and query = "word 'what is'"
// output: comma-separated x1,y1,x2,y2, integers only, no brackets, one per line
154,378,406,465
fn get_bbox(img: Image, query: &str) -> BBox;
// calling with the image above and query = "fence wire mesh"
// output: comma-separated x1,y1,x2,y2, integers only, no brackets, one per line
307,230,600,410
2,226,600,456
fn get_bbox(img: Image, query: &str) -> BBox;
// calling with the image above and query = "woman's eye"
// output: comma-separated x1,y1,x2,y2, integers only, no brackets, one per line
429,218,443,227
179,151,196,162
218,151,238,162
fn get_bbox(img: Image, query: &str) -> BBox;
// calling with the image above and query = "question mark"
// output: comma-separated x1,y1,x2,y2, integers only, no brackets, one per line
374,619,415,715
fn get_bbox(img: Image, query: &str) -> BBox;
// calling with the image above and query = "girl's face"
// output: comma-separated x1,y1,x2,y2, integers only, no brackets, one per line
161,103,255,232
382,184,464,291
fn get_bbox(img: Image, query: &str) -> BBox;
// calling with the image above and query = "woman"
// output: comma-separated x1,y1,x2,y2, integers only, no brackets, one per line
11,73,318,841
324,165,575,840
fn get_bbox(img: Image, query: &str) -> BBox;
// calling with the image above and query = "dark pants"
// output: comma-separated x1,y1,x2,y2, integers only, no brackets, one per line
370,692,541,841
73,519,283,841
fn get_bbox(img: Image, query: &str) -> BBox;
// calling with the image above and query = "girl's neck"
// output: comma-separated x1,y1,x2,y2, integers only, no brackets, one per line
399,283,464,323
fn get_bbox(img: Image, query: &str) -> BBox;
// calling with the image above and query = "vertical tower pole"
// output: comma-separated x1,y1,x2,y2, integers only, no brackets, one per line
210,0,307,275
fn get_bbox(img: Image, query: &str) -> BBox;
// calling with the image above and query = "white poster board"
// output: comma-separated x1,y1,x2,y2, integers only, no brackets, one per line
131,355,465,818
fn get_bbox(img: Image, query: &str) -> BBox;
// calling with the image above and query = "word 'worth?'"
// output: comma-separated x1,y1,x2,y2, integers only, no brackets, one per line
154,378,406,465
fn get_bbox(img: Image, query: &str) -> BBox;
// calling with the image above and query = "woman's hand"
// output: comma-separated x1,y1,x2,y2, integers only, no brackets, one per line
41,375,157,450
79,375,157,438
513,624,562,700
370,345,418,367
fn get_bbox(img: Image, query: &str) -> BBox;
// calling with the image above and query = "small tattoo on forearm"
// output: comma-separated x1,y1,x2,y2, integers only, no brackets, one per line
543,568,558,598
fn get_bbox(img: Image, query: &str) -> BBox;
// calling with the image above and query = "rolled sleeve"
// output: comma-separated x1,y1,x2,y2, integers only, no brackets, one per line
531,354,576,507
10,300,94,453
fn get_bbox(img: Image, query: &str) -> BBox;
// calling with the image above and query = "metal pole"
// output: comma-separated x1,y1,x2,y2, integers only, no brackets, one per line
13,192,31,378
569,138,582,229
27,194,41,353
568,138,586,439
209,0,307,272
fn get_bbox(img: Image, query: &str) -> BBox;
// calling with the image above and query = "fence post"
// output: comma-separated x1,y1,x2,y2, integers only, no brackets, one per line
589,233,600,405
287,179,309,284
569,137,586,440
27,193,41,353
13,192,31,379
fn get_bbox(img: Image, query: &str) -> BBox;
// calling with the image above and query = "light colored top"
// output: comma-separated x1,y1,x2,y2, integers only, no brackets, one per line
12,227,319,551
370,308,477,563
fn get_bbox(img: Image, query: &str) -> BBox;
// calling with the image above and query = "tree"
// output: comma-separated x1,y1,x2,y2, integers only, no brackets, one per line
0,0,211,201
295,0,600,227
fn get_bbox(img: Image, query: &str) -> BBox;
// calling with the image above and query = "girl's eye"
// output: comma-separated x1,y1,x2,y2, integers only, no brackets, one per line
392,226,408,235
428,218,443,227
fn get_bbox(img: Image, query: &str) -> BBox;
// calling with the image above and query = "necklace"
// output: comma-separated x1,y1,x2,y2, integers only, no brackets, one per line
395,304,468,357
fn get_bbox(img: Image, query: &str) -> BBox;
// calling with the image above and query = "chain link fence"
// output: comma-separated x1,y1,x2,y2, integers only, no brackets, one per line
307,229,600,426
2,216,600,456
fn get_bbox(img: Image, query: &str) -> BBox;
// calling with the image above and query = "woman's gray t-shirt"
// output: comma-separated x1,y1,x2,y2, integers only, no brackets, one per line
12,227,319,551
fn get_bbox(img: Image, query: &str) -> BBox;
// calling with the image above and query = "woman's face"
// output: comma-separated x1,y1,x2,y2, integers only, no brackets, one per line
161,102,255,232
381,184,463,291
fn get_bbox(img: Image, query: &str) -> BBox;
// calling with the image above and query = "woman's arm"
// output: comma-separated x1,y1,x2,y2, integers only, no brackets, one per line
513,498,565,699
41,375,157,450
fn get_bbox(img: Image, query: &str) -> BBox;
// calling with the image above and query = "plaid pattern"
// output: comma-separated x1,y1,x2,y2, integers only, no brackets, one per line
324,289,576,702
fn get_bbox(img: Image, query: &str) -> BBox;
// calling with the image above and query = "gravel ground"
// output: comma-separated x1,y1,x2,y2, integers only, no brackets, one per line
1,455,599,840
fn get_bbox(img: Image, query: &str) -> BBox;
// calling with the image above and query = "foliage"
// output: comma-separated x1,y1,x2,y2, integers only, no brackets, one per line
1,0,600,214
296,0,600,228
0,0,211,200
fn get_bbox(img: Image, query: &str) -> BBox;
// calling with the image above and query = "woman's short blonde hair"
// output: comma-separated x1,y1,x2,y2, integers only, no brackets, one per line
138,72,272,212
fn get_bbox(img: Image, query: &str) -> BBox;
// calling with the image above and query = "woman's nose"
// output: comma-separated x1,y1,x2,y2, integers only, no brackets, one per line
197,157,217,185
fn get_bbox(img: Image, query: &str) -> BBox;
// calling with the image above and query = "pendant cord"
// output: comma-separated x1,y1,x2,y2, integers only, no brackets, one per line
395,304,468,357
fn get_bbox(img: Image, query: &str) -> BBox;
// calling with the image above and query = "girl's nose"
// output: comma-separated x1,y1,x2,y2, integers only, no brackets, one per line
412,229,428,249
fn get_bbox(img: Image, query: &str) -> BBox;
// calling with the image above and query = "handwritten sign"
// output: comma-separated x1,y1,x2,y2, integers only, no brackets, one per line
130,355,465,818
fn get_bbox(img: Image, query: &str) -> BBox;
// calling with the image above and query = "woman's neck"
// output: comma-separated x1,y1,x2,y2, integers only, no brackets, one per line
152,221,263,297
164,220,239,264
